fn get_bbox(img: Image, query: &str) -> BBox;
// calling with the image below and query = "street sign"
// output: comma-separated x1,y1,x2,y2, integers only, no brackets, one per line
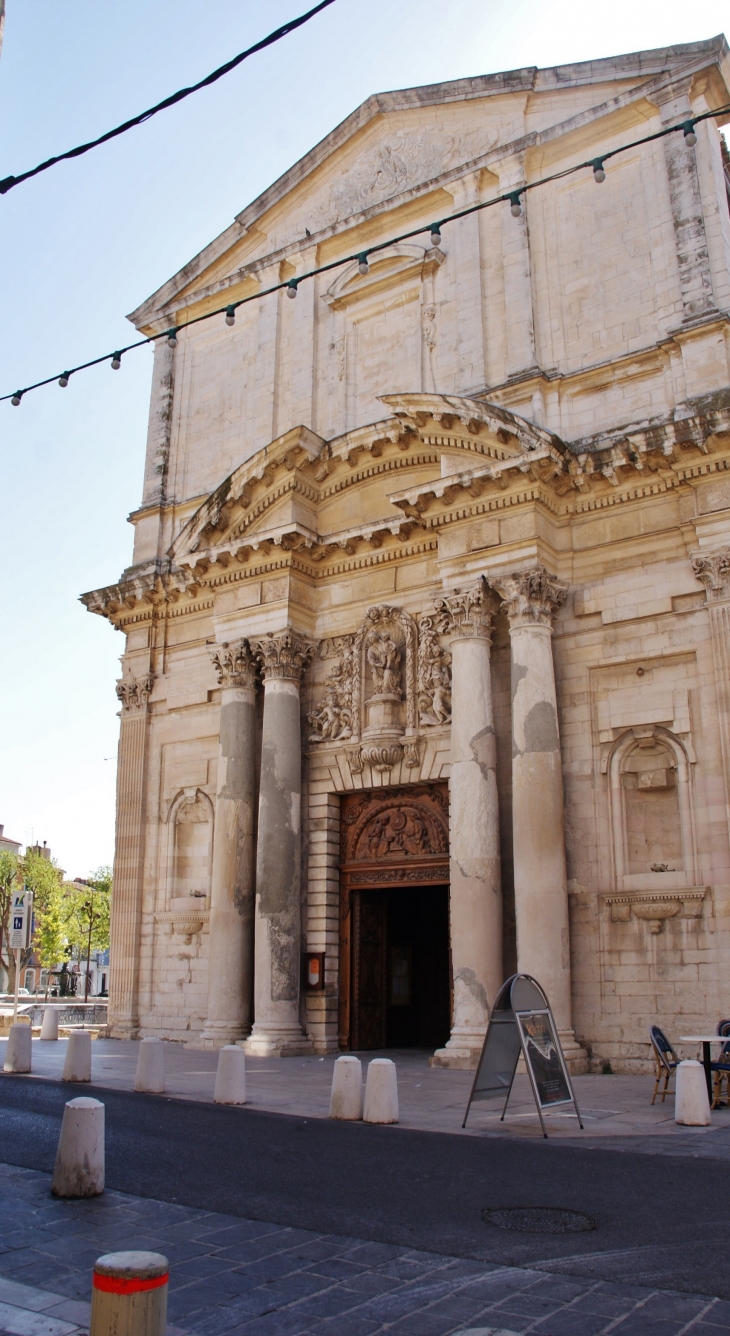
462,973,583,1138
9,889,33,950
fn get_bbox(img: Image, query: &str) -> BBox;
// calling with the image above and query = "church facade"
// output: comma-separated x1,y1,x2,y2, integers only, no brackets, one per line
85,37,730,1071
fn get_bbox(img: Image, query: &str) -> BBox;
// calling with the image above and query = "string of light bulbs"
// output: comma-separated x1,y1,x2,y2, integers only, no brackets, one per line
0,0,338,197
4,103,729,408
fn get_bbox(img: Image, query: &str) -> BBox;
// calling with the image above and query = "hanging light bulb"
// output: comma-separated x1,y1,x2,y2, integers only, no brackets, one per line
59,372,70,388
11,392,22,406
167,330,178,348
682,120,697,147
111,352,122,370
225,306,236,326
286,280,298,299
357,253,369,275
429,224,442,247
508,192,522,217
592,159,606,183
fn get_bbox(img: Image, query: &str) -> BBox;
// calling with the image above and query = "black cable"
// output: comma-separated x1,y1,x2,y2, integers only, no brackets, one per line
0,0,338,197
3,102,729,405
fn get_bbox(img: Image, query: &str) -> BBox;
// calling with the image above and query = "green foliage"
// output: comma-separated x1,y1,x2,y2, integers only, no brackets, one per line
62,868,112,960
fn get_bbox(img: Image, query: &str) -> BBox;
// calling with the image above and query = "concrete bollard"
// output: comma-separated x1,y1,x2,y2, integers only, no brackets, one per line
63,1030,92,1082
329,1055,363,1120
214,1045,246,1105
675,1059,712,1126
52,1097,105,1197
90,1251,168,1336
134,1037,165,1094
3,1023,32,1073
41,1008,59,1041
363,1058,399,1124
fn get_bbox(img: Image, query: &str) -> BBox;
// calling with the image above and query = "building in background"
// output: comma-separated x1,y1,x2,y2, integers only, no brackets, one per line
86,37,730,1071
0,826,21,857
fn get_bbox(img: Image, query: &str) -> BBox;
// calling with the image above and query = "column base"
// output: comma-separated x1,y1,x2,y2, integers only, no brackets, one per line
558,1029,589,1076
194,1024,249,1050
241,1024,313,1058
107,1020,139,1040
429,1026,487,1070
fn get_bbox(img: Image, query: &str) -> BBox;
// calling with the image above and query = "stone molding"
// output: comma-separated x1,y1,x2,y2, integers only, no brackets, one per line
116,674,154,715
692,548,730,602
252,629,316,682
491,566,568,628
210,639,256,689
604,888,707,934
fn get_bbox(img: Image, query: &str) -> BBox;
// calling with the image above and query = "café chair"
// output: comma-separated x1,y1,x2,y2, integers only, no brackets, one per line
649,1025,679,1104
711,1019,730,1108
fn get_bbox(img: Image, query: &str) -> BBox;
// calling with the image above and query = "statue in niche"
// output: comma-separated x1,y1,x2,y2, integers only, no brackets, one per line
417,619,452,725
366,631,402,698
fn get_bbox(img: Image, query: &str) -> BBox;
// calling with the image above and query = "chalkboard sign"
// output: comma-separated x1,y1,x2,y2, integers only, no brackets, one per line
463,974,582,1138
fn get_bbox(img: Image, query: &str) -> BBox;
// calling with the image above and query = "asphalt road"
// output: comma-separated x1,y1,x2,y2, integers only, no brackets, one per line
1,1074,728,1299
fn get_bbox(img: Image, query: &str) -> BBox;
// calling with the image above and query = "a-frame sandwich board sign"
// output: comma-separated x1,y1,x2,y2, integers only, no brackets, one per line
462,973,583,1138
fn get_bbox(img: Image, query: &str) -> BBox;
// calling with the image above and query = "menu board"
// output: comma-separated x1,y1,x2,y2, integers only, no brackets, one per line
515,1009,572,1108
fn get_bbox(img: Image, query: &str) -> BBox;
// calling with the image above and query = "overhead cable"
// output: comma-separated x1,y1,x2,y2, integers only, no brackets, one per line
4,103,730,407
0,0,338,197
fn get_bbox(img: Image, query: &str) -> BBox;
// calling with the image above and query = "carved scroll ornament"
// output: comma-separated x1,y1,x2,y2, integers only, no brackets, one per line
417,619,452,725
308,637,355,743
491,566,568,628
692,548,730,601
211,639,256,689
251,629,315,682
116,674,154,714
432,575,496,639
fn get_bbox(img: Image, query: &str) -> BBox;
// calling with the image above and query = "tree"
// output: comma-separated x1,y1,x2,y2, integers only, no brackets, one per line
0,850,19,992
0,848,65,994
62,867,112,998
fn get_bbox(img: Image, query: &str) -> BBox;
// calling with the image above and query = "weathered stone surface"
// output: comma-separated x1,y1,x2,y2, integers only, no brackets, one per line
51,1097,104,1198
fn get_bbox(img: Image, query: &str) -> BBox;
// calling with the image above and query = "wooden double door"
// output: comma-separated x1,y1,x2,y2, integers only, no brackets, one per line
338,785,452,1052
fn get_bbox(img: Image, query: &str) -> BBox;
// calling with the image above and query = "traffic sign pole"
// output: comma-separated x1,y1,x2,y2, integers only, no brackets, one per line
12,949,20,1024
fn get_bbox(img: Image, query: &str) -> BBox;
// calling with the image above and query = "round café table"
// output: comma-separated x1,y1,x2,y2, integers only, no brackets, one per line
679,1035,729,1103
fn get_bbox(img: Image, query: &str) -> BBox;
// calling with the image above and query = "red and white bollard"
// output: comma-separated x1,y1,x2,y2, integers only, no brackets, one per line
90,1251,168,1336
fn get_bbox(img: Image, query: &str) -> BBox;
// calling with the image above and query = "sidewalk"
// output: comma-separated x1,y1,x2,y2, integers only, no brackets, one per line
3,1036,730,1155
1,1161,729,1336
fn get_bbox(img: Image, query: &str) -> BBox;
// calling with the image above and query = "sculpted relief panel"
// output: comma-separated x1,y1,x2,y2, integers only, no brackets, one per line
308,603,454,772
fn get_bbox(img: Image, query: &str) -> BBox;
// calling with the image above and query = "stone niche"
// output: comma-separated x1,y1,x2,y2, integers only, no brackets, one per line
603,725,706,932
158,787,214,942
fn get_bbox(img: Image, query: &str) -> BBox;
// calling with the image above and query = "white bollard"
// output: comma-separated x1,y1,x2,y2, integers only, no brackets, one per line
51,1097,105,1198
214,1045,246,1105
675,1059,712,1126
329,1055,363,1120
63,1030,92,1082
3,1023,32,1073
90,1251,168,1336
363,1058,399,1124
41,1008,59,1041
134,1037,165,1094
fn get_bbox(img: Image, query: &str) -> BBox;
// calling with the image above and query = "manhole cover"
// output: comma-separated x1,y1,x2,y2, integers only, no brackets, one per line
482,1207,596,1234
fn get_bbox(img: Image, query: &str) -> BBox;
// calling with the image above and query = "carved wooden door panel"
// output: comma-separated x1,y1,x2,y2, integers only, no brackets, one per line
351,890,387,1050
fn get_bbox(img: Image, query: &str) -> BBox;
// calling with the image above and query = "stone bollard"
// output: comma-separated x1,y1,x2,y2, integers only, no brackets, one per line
41,1008,59,1041
363,1058,399,1124
330,1055,363,1120
52,1097,105,1197
63,1030,92,1082
214,1046,246,1105
134,1037,165,1094
3,1023,32,1073
675,1060,712,1126
90,1251,168,1336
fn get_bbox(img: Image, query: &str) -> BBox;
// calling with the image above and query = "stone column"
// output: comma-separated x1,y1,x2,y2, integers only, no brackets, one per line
200,640,257,1047
432,578,502,1069
108,674,153,1039
491,568,579,1054
244,630,315,1057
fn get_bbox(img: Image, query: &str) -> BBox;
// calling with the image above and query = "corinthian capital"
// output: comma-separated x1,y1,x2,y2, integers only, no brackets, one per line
116,673,154,714
432,576,497,638
491,566,568,628
692,548,730,602
252,629,316,682
211,639,256,688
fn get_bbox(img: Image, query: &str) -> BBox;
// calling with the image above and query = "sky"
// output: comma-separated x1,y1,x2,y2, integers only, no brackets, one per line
0,0,728,879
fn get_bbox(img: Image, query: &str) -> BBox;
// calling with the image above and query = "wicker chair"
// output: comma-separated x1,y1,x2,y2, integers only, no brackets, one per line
711,1019,730,1109
650,1025,680,1104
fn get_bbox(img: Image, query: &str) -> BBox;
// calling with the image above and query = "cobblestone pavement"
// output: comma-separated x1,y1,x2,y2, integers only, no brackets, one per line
1,1163,730,1336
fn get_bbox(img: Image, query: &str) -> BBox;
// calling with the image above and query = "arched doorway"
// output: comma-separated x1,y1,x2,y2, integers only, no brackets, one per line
339,785,451,1051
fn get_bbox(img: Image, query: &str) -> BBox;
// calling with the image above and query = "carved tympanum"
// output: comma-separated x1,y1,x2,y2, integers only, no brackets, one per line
341,785,449,867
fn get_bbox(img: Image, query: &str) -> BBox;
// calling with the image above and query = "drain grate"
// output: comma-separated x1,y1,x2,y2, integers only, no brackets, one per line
482,1206,596,1234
